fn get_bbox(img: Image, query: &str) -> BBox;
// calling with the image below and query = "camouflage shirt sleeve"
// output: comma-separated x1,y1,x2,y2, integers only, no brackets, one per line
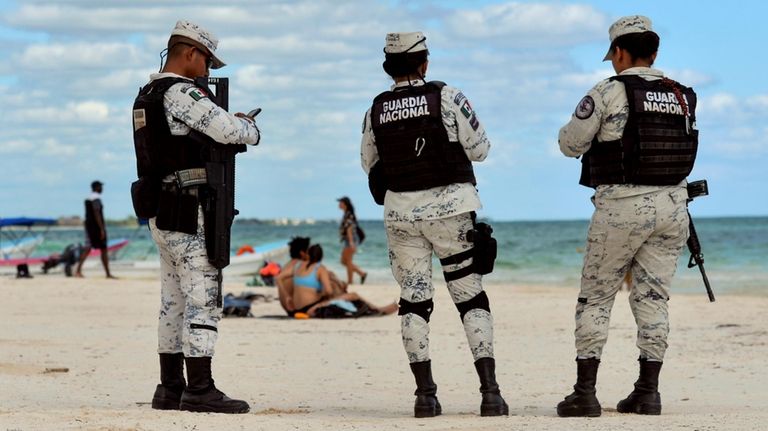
164,82,261,146
558,81,607,157
360,107,378,175
442,85,490,162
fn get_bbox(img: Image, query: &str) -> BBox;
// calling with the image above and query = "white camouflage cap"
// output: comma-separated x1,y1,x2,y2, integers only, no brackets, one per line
168,20,225,69
384,32,428,54
603,15,653,61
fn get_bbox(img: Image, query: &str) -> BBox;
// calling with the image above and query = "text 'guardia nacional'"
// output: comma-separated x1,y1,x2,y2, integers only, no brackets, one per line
643,91,689,115
380,95,430,124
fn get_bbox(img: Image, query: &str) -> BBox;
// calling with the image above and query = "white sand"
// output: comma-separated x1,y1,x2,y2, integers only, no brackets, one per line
0,276,766,430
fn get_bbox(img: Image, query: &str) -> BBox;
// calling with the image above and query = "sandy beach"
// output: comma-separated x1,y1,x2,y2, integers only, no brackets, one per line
1,276,766,431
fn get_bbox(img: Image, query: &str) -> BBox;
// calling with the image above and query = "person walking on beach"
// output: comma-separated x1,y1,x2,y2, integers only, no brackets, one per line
361,32,508,418
74,180,115,279
556,16,699,417
132,20,260,414
338,196,367,284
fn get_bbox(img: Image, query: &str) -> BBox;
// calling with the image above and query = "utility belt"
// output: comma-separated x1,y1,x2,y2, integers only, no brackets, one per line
440,213,497,282
132,168,209,221
155,168,209,235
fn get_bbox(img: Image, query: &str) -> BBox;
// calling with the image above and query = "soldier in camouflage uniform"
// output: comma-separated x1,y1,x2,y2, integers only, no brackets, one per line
361,32,508,418
134,20,260,414
557,16,698,417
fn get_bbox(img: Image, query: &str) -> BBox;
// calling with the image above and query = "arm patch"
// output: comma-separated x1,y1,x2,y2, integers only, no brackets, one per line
574,95,595,120
182,85,209,101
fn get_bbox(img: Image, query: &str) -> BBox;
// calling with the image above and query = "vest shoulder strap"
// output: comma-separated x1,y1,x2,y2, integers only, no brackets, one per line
427,80,446,90
139,77,190,98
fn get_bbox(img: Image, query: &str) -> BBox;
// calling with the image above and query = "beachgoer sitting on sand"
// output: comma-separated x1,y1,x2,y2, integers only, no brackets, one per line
277,244,397,317
277,237,348,316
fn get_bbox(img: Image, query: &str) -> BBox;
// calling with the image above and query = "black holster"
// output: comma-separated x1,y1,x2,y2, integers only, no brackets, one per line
469,222,497,275
442,217,497,282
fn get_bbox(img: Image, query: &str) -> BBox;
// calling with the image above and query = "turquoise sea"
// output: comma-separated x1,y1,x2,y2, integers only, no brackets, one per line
13,216,768,296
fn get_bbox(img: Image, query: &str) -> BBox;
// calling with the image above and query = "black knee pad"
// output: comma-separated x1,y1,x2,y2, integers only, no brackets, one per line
455,291,490,321
398,298,434,323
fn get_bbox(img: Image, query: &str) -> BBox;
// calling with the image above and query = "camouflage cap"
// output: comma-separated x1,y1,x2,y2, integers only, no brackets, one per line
384,32,428,54
603,15,653,61
168,20,225,69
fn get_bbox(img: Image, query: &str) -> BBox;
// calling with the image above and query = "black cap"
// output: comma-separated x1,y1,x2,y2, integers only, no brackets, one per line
91,180,103,190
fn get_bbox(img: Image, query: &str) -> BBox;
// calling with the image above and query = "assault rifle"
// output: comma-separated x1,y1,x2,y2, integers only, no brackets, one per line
685,180,715,302
192,77,253,306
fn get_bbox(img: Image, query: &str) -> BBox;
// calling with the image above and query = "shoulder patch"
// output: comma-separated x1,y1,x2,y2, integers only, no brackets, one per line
574,95,595,120
460,99,474,119
454,91,467,106
188,87,208,101
181,85,208,101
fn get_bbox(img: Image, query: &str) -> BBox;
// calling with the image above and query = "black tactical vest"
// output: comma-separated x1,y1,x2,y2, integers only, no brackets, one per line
132,77,207,182
580,75,698,187
371,81,475,192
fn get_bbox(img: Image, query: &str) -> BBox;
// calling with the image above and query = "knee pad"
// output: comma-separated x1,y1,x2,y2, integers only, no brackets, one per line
398,298,434,323
455,291,490,321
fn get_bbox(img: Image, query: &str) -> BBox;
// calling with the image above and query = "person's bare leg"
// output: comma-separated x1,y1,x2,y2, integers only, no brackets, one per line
342,247,366,284
100,248,116,278
341,248,354,283
334,292,397,315
75,246,91,277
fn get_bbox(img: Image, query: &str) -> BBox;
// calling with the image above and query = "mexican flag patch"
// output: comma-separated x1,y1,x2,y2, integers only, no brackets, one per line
189,88,208,101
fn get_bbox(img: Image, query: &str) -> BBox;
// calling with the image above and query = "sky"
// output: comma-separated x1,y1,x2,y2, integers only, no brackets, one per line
0,0,766,221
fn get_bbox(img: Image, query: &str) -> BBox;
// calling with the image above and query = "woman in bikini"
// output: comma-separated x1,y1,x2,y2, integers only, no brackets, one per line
277,244,397,317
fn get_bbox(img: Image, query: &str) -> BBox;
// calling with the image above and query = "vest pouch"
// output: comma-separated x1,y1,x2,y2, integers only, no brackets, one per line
155,188,199,235
130,177,159,219
470,223,497,275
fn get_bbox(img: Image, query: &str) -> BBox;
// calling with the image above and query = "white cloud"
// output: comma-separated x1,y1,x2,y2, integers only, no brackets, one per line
11,100,111,124
0,140,35,154
444,3,607,46
235,65,295,90
746,94,768,109
40,138,77,157
557,68,614,89
698,93,738,114
70,68,156,93
664,69,715,88
17,42,144,69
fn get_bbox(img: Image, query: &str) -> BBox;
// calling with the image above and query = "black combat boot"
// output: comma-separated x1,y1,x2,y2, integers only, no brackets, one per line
617,358,662,415
151,353,186,410
179,356,250,414
409,360,442,418
474,357,509,416
557,358,602,417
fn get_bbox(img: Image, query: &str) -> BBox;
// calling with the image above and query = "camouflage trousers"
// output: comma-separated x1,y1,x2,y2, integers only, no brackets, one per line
149,207,221,358
385,212,494,363
575,186,689,361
